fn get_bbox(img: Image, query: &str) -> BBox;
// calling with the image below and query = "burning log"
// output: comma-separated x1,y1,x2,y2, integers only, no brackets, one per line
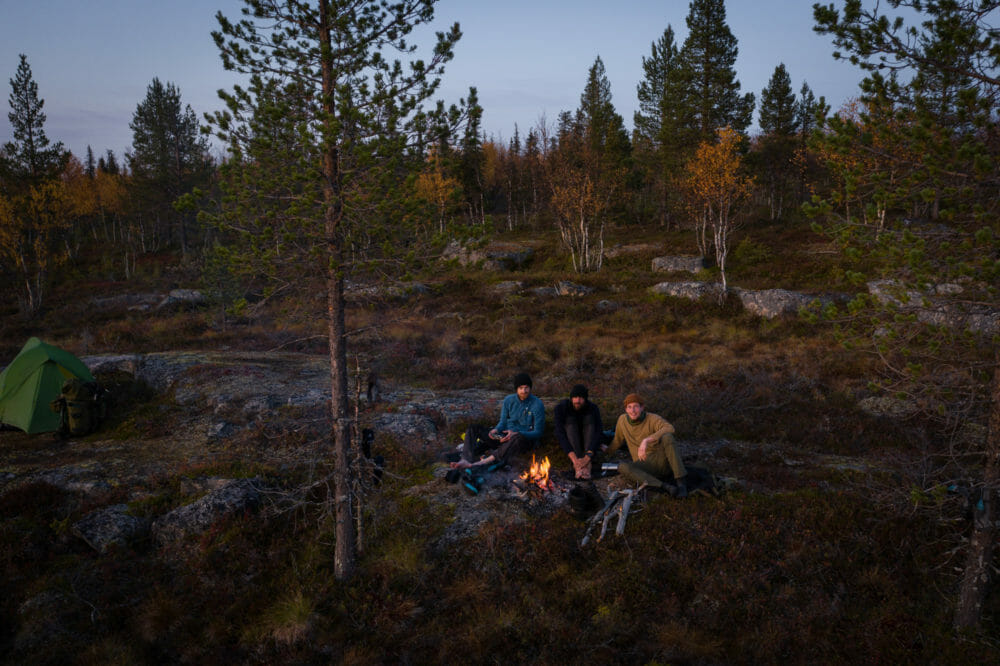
519,455,555,491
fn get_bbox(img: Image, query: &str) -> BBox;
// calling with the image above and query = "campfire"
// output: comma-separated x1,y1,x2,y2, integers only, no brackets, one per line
519,455,555,492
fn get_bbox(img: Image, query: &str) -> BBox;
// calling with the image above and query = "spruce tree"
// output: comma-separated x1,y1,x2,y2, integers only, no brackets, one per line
634,26,680,225
634,26,679,148
205,0,463,579
577,56,631,168
665,0,755,150
756,63,798,219
127,78,212,253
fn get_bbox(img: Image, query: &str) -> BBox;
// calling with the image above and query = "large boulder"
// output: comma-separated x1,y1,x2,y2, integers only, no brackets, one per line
151,478,261,548
155,288,206,312
370,413,439,455
555,281,595,297
441,240,534,271
648,281,723,301
868,279,999,335
733,288,826,319
71,504,149,554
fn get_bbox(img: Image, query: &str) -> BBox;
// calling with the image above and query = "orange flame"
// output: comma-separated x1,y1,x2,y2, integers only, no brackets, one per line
520,455,553,490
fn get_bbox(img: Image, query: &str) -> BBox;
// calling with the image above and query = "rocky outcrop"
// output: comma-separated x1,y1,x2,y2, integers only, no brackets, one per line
491,280,524,295
441,240,534,271
868,279,999,335
370,413,439,454
345,280,429,302
648,281,723,301
733,288,836,319
151,478,261,548
652,255,705,274
71,504,150,554
604,243,662,259
155,289,206,312
555,281,595,296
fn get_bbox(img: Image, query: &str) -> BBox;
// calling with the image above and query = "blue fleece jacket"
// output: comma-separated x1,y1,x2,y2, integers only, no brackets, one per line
494,393,545,442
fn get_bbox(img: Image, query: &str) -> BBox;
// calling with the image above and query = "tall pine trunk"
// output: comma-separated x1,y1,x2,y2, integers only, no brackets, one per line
954,350,999,629
319,0,355,580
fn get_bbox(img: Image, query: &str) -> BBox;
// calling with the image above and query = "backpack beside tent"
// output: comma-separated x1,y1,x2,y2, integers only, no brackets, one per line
0,337,96,435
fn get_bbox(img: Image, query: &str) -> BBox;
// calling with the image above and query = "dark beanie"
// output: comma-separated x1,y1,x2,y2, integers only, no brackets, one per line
569,384,588,400
513,372,532,389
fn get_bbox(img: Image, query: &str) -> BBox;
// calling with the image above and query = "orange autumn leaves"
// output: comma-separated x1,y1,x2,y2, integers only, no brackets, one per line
680,126,754,292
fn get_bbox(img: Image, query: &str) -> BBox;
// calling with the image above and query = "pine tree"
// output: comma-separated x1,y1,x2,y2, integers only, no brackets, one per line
205,0,462,579
0,54,70,316
127,78,212,254
812,0,1000,629
1,54,65,187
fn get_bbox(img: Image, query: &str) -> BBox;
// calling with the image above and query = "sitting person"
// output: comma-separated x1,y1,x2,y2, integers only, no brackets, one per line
554,384,603,480
452,372,545,469
605,393,688,498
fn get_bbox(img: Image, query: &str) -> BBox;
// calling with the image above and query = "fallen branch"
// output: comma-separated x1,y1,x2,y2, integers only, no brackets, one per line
580,484,647,546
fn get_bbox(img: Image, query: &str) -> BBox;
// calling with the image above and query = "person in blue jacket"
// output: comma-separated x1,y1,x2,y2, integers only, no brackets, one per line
453,372,545,469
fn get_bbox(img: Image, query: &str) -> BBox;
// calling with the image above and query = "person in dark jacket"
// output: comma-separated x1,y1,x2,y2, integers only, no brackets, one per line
554,384,603,480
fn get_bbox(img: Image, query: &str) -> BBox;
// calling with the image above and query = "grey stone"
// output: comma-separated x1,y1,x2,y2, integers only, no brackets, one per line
596,300,619,312
386,282,430,300
868,279,998,335
733,288,824,319
71,504,149,554
555,281,595,296
152,478,261,548
492,281,524,295
652,255,706,273
370,413,438,455
155,288,206,312
604,243,662,259
441,240,534,271
648,281,724,301
858,395,920,419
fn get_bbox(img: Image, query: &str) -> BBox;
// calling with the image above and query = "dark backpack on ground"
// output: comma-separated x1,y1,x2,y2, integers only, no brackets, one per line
678,465,721,497
50,378,107,437
462,424,495,461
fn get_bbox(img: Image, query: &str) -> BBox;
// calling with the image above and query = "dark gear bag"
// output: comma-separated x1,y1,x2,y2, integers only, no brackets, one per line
50,378,106,437
461,424,495,462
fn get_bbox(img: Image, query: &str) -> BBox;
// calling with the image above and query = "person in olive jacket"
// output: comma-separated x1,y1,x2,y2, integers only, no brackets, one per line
606,393,688,498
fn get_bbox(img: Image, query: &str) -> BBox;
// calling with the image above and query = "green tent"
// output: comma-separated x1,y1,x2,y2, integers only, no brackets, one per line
0,337,94,434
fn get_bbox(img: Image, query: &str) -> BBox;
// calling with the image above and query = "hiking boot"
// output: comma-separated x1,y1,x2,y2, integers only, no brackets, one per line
674,477,688,499
656,481,677,497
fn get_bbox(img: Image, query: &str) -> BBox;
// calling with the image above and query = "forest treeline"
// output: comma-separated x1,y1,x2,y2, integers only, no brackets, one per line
6,0,988,315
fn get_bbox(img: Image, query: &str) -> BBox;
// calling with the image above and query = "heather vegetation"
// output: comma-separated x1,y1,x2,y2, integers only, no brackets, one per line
1,0,999,662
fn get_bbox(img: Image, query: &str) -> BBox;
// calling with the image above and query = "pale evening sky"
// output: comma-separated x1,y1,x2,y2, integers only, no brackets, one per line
0,0,870,162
